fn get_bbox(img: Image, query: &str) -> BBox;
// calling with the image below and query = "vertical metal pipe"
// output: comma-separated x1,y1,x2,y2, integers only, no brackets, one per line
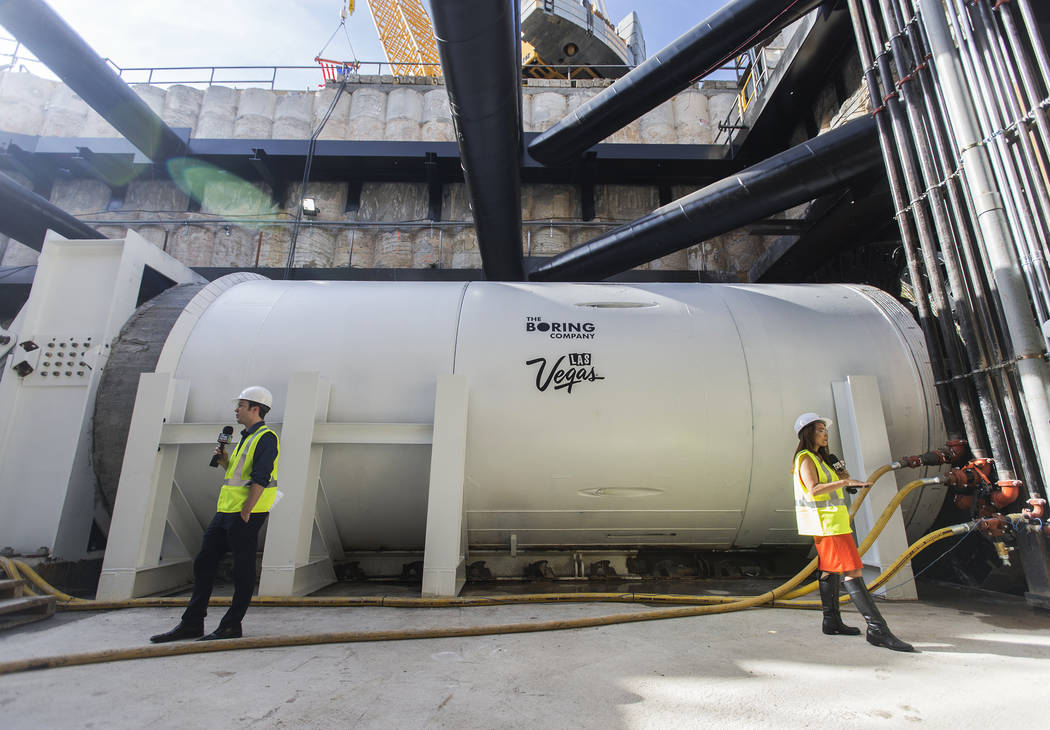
919,0,1050,490
845,0,964,439
997,1,1050,174
971,0,1050,257
1015,0,1050,93
858,0,987,451
900,2,1043,486
874,0,1014,470
947,0,1050,325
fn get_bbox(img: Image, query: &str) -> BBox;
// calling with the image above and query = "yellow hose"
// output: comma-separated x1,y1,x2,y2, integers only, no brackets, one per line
0,555,40,596
0,463,962,675
780,473,936,601
1,465,912,611
0,464,930,611
0,461,966,677
0,525,960,677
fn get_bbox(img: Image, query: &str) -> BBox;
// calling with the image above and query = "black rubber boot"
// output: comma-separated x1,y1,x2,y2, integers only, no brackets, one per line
819,573,860,636
844,578,915,652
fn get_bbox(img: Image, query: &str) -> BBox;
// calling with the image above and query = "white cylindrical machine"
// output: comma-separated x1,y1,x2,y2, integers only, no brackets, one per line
110,279,945,553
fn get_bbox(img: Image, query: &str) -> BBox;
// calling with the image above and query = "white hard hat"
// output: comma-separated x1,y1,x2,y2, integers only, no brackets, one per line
234,386,273,408
794,412,832,437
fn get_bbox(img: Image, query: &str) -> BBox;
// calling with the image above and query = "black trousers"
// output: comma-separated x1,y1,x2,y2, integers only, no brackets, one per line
182,511,268,629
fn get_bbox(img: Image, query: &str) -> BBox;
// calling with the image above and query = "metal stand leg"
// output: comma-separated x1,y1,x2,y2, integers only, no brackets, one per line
259,371,339,596
97,372,196,599
422,374,469,597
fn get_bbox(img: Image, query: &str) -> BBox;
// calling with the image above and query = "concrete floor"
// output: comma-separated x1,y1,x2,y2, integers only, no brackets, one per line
1,581,1048,729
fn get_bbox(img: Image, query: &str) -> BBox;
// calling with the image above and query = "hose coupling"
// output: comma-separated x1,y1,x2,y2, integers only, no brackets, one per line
951,520,977,535
896,440,969,468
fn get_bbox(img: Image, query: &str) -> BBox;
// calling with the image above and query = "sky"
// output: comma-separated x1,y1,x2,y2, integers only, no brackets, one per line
2,1,731,89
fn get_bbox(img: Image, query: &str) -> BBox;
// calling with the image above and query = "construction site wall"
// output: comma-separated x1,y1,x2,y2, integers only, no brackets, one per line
0,71,862,278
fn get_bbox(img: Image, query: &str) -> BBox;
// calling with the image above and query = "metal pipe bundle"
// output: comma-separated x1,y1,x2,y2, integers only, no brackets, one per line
846,0,1050,498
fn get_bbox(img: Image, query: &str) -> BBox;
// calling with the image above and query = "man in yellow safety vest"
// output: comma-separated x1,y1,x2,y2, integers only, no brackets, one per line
150,386,280,642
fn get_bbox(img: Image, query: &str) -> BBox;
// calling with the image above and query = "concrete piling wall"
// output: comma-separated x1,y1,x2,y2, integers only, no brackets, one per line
0,70,787,277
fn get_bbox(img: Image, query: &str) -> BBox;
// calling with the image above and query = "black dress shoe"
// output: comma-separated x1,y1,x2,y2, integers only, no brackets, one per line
199,624,242,641
150,622,204,643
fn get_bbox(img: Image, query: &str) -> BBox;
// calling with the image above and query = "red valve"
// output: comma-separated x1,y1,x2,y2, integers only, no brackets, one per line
949,459,1002,511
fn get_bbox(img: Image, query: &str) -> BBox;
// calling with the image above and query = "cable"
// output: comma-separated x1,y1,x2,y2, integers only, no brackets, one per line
881,523,977,594
283,76,348,278
316,21,346,60
0,265,34,282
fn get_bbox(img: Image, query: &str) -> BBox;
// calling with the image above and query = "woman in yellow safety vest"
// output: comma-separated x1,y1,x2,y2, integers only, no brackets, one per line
793,412,914,652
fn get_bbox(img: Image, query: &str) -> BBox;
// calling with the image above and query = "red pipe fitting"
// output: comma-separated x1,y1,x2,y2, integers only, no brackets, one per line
945,440,969,465
991,480,1022,509
1022,498,1047,521
976,516,1008,538
944,462,991,488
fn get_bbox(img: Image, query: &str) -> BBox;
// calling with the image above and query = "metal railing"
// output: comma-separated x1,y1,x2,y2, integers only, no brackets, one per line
713,49,774,151
3,34,744,91
0,36,43,74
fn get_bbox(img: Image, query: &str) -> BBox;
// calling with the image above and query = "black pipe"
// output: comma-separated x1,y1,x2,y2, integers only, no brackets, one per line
431,0,524,281
529,115,881,282
0,171,104,248
528,0,826,165
0,0,186,162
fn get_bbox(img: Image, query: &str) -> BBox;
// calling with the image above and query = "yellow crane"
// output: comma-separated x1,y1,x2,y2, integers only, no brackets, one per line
349,0,441,77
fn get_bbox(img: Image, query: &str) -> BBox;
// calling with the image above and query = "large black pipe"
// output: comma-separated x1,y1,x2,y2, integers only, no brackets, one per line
529,115,880,281
431,0,524,281
528,0,826,165
0,0,187,162
0,171,104,248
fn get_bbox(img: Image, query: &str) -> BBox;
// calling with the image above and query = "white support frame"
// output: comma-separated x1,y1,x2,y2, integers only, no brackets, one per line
259,371,338,596
422,374,470,597
97,372,195,600
98,367,454,599
833,375,917,600
0,232,204,560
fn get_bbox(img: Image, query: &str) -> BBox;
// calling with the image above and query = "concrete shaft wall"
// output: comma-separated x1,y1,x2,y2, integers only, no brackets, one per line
0,70,861,277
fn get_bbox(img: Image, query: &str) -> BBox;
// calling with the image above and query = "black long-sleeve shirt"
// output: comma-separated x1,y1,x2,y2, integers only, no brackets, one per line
238,421,278,487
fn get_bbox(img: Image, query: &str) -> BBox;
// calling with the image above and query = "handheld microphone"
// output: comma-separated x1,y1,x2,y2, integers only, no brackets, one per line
209,426,234,467
828,453,857,493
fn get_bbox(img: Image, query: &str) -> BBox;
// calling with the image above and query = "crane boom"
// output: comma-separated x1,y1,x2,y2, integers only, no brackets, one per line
365,0,441,77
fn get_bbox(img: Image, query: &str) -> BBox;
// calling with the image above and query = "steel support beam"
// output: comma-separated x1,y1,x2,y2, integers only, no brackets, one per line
0,0,187,162
0,171,103,248
431,0,524,280
529,115,881,281
528,0,826,164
